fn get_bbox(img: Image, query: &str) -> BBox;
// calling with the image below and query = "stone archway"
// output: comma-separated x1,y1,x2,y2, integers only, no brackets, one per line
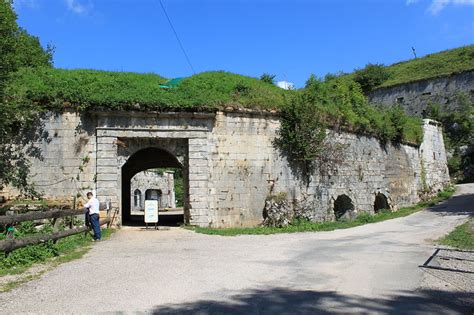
333,194,355,221
94,112,213,227
121,146,186,225
374,193,390,213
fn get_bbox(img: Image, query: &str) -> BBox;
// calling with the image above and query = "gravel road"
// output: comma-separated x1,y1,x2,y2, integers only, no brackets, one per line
1,184,473,314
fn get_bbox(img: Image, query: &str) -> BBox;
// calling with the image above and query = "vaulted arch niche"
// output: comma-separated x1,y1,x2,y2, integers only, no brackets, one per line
121,146,187,226
333,194,355,221
374,193,390,214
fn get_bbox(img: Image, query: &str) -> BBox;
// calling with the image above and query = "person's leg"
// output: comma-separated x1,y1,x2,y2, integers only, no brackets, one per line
90,214,101,240
85,212,90,227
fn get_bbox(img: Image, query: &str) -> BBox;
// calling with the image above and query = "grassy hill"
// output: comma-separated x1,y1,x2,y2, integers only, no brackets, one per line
377,44,474,88
5,63,423,144
5,68,287,112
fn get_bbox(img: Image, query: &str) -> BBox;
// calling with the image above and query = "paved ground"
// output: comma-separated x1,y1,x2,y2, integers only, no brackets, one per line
1,184,473,314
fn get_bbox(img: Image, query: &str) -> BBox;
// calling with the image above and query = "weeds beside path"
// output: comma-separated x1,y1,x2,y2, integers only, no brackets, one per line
0,228,115,292
189,188,456,236
438,217,474,250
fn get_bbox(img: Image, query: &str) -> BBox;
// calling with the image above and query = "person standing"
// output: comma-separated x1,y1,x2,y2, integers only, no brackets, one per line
84,192,101,241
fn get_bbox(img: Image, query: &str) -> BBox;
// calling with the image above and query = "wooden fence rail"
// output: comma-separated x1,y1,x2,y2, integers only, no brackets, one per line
0,218,110,252
0,205,116,254
0,208,87,226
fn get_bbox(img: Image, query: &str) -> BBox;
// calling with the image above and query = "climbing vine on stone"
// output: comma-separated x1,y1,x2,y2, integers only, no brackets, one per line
274,78,347,180
274,93,328,178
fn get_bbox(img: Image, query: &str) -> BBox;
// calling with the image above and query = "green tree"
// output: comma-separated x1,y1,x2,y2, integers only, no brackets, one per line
259,73,276,85
353,63,390,94
0,0,53,195
427,96,474,182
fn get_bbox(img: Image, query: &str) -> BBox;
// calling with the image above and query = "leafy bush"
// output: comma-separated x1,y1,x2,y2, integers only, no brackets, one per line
274,91,328,176
274,75,423,178
259,73,276,85
426,96,474,182
354,63,390,94
0,0,53,195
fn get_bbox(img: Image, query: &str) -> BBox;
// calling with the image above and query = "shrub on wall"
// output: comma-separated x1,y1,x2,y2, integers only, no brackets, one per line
353,63,391,94
426,95,474,182
274,75,423,180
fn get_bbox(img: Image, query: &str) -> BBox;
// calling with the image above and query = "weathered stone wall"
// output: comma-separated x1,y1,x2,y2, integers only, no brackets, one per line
207,112,432,227
1,112,96,206
130,170,175,211
369,70,474,116
1,110,450,228
419,119,450,192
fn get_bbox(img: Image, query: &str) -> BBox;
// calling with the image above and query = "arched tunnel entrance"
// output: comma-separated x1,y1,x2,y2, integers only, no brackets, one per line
121,147,188,226
334,194,355,221
374,193,390,213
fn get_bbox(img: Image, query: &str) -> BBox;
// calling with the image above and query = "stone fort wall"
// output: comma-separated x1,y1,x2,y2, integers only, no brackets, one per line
368,70,474,117
130,170,175,211
1,111,450,227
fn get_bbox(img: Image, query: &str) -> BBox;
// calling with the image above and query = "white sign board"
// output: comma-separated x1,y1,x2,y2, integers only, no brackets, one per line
144,200,159,223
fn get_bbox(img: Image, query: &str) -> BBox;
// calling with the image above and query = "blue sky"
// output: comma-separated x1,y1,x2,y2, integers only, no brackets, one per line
14,0,474,87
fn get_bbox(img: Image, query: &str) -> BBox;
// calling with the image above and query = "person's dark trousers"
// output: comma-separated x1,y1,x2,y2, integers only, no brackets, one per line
85,212,90,227
89,213,101,240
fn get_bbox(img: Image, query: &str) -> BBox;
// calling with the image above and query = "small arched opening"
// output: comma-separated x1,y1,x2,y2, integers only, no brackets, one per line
133,189,142,209
374,193,390,214
334,194,354,221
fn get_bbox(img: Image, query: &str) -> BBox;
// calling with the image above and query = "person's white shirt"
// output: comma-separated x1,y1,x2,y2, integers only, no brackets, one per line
84,197,100,215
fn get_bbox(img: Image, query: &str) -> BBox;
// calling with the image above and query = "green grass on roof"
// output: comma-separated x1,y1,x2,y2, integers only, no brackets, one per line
379,44,474,88
5,68,287,112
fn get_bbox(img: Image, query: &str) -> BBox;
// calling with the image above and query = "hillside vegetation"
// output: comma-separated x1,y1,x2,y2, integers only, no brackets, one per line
381,45,474,87
352,45,474,91
5,68,287,112
5,67,423,144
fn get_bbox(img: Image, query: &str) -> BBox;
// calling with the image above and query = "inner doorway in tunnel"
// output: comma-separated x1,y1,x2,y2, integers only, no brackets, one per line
121,147,188,227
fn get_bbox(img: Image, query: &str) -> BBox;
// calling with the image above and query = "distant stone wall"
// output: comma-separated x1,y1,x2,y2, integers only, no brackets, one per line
369,70,474,116
1,110,450,228
130,170,175,211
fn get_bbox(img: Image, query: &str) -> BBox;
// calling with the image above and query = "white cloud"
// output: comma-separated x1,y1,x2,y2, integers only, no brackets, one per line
408,0,474,15
429,0,474,14
65,0,92,15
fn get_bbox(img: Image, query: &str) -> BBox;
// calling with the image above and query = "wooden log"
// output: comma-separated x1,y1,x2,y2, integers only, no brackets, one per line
0,208,87,226
0,218,110,252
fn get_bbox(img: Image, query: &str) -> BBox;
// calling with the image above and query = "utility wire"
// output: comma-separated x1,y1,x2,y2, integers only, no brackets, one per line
159,0,196,74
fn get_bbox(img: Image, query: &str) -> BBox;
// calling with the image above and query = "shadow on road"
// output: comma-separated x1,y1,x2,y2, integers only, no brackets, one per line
426,191,474,216
151,287,472,314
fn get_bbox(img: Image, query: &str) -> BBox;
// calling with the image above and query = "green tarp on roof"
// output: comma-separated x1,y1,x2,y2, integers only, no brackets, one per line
159,77,185,89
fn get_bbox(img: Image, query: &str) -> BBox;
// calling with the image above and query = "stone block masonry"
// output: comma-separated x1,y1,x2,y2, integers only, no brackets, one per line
369,70,474,116
1,110,450,228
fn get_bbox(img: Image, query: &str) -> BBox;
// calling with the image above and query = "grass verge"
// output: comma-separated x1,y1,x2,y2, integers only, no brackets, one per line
0,228,116,292
188,188,456,236
438,218,474,250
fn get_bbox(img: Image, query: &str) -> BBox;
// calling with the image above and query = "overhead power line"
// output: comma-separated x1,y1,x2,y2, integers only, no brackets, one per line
159,0,196,74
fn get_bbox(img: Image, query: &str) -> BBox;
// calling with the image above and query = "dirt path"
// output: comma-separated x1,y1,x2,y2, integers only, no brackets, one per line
1,184,473,314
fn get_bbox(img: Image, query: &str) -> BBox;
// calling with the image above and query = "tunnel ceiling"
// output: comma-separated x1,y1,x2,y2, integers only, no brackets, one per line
122,147,182,179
